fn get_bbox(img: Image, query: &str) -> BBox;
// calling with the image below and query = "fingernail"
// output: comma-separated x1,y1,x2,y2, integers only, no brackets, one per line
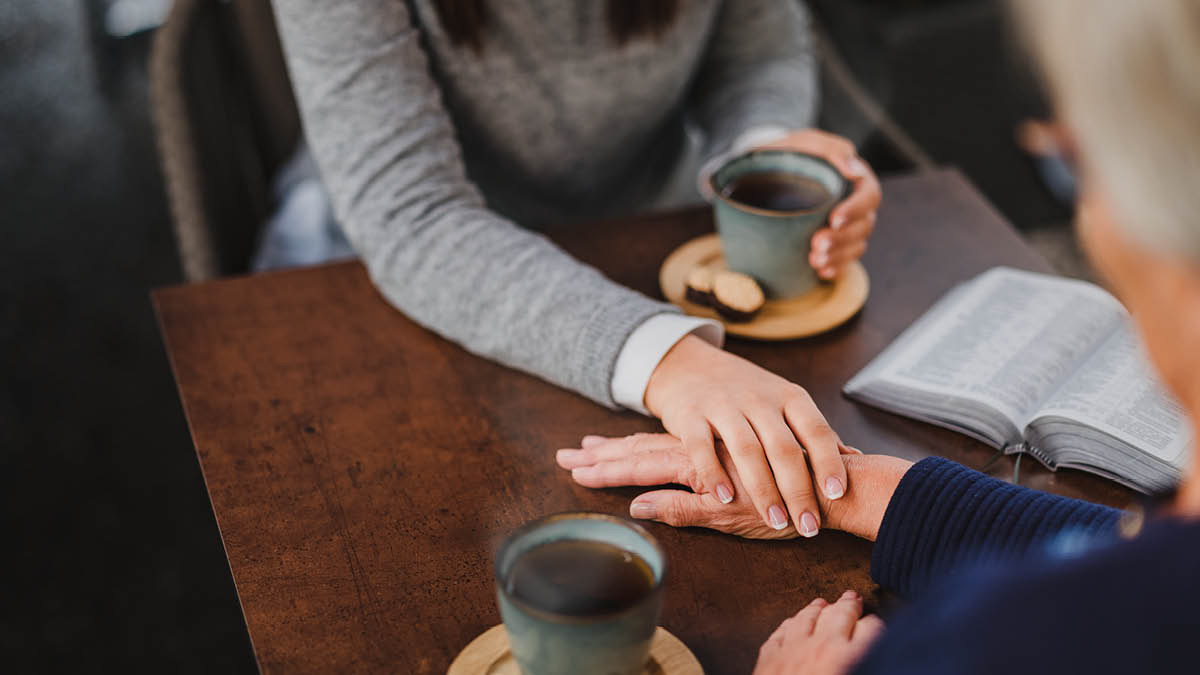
716,484,734,504
557,449,578,459
821,267,835,279
816,238,832,253
571,467,594,481
847,157,868,176
799,512,819,537
630,501,657,519
831,214,846,230
814,254,829,267
768,505,788,530
581,435,605,448
825,476,844,500
842,590,858,600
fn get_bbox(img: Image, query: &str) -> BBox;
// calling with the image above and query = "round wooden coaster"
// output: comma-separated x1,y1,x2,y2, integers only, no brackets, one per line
447,625,703,675
659,234,869,340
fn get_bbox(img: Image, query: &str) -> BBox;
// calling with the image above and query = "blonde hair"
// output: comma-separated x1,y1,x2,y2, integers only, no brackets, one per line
1013,0,1200,261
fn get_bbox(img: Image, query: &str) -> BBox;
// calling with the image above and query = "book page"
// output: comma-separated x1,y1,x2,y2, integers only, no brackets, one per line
1035,324,1192,467
872,268,1124,424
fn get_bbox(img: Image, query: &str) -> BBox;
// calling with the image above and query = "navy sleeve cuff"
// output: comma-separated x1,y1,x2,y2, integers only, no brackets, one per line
870,457,1123,599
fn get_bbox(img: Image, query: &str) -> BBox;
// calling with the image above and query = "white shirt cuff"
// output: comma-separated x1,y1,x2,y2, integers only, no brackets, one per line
697,124,794,200
611,314,725,416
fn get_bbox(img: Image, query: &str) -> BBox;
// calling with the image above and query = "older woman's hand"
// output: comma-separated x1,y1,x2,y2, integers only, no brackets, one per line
756,129,882,281
556,433,911,541
753,591,884,675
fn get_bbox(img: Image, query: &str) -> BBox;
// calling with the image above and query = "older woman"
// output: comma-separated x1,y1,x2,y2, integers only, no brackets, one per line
558,0,1200,672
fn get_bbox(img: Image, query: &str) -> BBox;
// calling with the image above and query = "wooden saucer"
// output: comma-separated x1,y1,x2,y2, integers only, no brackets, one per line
447,625,703,675
659,234,869,340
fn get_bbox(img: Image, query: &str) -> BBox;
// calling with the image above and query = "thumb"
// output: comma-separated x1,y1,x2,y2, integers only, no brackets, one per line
630,489,711,528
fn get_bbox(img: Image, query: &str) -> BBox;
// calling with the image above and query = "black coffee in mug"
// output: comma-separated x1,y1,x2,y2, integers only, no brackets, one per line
721,170,833,212
504,539,655,616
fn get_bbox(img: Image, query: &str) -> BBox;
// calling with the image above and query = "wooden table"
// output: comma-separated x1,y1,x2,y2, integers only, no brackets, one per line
155,168,1134,674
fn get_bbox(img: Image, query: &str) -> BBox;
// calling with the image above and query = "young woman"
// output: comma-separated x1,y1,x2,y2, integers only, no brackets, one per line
271,0,882,536
559,1,1200,672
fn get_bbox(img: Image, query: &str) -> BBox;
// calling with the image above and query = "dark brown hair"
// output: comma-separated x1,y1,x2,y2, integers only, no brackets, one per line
431,0,680,53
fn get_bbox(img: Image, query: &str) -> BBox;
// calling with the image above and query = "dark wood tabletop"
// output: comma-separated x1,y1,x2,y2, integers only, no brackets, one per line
154,168,1135,674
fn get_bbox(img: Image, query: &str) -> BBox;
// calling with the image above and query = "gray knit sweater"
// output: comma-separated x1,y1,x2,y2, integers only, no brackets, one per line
271,0,818,406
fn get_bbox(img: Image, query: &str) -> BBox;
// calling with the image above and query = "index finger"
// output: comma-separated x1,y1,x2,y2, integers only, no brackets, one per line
829,159,881,229
556,433,681,469
569,453,689,489
813,590,863,639
675,417,735,504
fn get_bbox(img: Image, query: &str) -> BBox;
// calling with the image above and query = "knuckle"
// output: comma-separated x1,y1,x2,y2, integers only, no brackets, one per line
660,499,689,527
802,418,836,439
739,392,771,411
730,440,761,459
752,486,778,507
720,432,758,454
786,483,817,504
698,459,724,487
772,437,805,457
670,406,701,425
630,456,651,475
787,386,815,406
686,439,710,458
684,435,712,456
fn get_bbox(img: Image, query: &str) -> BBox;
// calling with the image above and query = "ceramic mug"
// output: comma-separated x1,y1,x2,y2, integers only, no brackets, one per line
494,513,667,675
710,150,850,298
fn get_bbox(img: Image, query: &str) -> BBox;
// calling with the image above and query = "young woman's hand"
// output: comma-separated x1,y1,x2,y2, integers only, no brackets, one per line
556,430,912,541
756,129,882,281
753,591,884,675
639,336,850,537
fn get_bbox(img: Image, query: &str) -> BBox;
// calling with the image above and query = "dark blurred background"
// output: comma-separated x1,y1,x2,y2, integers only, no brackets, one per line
0,0,1081,670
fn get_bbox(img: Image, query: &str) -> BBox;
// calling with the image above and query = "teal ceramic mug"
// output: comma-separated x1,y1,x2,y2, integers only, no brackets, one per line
494,513,667,675
710,150,850,298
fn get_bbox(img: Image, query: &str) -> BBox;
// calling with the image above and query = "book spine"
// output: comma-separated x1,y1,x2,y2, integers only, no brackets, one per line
1005,441,1058,470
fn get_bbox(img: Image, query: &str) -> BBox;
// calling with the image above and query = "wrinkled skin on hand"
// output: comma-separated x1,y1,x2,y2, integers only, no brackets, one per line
556,433,911,541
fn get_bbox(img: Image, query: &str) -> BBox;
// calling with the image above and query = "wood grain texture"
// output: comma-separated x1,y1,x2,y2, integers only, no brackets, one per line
154,168,1135,674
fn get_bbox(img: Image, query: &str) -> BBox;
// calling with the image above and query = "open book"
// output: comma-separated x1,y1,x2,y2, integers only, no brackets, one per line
845,267,1191,493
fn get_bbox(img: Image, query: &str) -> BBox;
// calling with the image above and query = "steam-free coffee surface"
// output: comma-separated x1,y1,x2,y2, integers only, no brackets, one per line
722,171,832,212
505,540,654,616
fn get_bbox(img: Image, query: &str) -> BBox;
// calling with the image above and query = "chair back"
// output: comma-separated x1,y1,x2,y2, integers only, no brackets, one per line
150,0,300,280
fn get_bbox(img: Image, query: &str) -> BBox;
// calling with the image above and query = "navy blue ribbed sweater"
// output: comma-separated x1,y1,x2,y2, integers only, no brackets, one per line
852,457,1200,674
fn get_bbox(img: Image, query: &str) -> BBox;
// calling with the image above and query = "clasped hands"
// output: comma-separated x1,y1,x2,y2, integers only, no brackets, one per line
557,433,911,674
556,433,910,542
637,129,882,540
582,130,890,672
